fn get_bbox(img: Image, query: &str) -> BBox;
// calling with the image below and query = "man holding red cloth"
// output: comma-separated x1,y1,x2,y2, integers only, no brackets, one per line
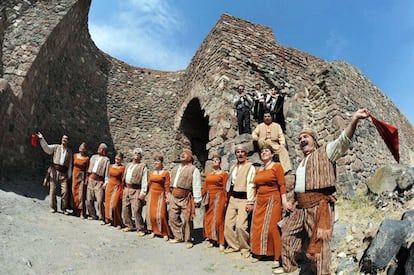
275,108,370,275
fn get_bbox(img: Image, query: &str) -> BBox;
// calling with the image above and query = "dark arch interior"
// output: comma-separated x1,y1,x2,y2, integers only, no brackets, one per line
179,98,210,169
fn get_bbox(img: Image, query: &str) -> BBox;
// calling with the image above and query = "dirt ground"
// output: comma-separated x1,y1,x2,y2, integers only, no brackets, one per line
0,179,276,275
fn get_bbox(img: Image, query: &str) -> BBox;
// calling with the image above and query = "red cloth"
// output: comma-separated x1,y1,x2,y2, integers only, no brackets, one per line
31,134,38,147
370,115,399,163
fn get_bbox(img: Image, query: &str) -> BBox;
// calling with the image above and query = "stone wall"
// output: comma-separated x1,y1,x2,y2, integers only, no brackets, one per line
0,0,112,176
0,1,413,197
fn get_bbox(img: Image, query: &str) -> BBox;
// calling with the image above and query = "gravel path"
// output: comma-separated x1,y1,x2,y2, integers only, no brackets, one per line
0,180,274,275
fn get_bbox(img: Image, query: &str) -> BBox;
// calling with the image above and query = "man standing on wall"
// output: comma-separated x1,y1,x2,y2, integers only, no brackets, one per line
168,148,202,249
86,143,110,221
234,84,253,134
224,144,256,258
37,132,72,214
266,86,286,133
274,108,370,275
252,83,266,123
122,148,148,236
252,112,292,174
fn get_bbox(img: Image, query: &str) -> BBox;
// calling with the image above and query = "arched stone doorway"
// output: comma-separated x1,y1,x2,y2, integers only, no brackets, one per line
179,98,210,169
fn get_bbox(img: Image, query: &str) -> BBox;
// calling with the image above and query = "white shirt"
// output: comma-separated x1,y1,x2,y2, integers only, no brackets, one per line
295,131,351,193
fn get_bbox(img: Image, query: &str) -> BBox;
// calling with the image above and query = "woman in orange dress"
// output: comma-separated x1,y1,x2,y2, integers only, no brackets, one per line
202,153,228,251
147,155,172,240
72,142,89,218
250,146,288,272
104,152,125,228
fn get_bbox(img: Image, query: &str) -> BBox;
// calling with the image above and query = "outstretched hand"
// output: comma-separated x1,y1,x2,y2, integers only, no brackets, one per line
354,108,370,120
345,108,370,139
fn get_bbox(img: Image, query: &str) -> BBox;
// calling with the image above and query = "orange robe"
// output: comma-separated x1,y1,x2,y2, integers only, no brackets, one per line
72,153,89,212
105,164,125,226
147,170,172,237
250,163,286,259
202,171,228,246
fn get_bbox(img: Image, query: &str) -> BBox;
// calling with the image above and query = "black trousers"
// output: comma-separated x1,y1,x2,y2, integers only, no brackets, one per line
237,108,251,134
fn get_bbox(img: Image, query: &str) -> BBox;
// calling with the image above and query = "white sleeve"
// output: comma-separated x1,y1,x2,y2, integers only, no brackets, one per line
140,166,148,195
103,159,110,186
192,168,202,203
246,166,256,204
39,138,55,155
326,131,352,162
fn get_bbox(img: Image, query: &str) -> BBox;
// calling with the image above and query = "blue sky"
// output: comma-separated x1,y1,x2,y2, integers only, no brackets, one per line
88,0,414,125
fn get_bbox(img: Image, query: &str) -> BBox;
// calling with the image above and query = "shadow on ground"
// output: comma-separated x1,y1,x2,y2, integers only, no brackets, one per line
0,173,48,200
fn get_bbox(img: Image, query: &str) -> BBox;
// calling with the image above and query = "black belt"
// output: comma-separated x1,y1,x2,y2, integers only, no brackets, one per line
126,184,141,189
54,164,68,173
232,191,247,199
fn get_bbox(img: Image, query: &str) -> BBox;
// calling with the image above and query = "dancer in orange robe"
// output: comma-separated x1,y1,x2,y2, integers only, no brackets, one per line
202,153,228,251
72,142,89,218
250,146,288,272
104,152,125,228
147,155,172,240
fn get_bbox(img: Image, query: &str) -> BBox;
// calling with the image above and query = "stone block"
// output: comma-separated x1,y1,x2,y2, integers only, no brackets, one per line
366,164,405,194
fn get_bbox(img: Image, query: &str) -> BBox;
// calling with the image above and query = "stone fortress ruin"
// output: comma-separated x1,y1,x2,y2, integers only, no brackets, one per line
1,0,413,197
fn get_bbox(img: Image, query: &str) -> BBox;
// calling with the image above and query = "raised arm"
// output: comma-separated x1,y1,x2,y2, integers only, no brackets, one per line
344,108,370,139
36,132,55,155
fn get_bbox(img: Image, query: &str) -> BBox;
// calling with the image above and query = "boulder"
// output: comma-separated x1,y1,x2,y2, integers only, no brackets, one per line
397,167,414,191
405,244,414,275
360,218,409,273
366,164,405,194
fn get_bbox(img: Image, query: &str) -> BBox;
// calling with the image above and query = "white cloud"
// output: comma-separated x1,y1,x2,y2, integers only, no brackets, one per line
88,0,191,70
324,31,348,61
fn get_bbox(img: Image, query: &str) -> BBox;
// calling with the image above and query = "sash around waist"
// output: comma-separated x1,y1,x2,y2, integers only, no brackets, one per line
171,187,191,199
296,189,336,209
54,164,68,173
126,183,141,189
89,173,104,182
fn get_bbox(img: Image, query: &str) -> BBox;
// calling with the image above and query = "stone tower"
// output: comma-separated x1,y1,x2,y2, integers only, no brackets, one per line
1,0,413,196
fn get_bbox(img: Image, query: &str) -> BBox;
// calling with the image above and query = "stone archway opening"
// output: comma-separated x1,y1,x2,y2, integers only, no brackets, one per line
179,98,210,169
